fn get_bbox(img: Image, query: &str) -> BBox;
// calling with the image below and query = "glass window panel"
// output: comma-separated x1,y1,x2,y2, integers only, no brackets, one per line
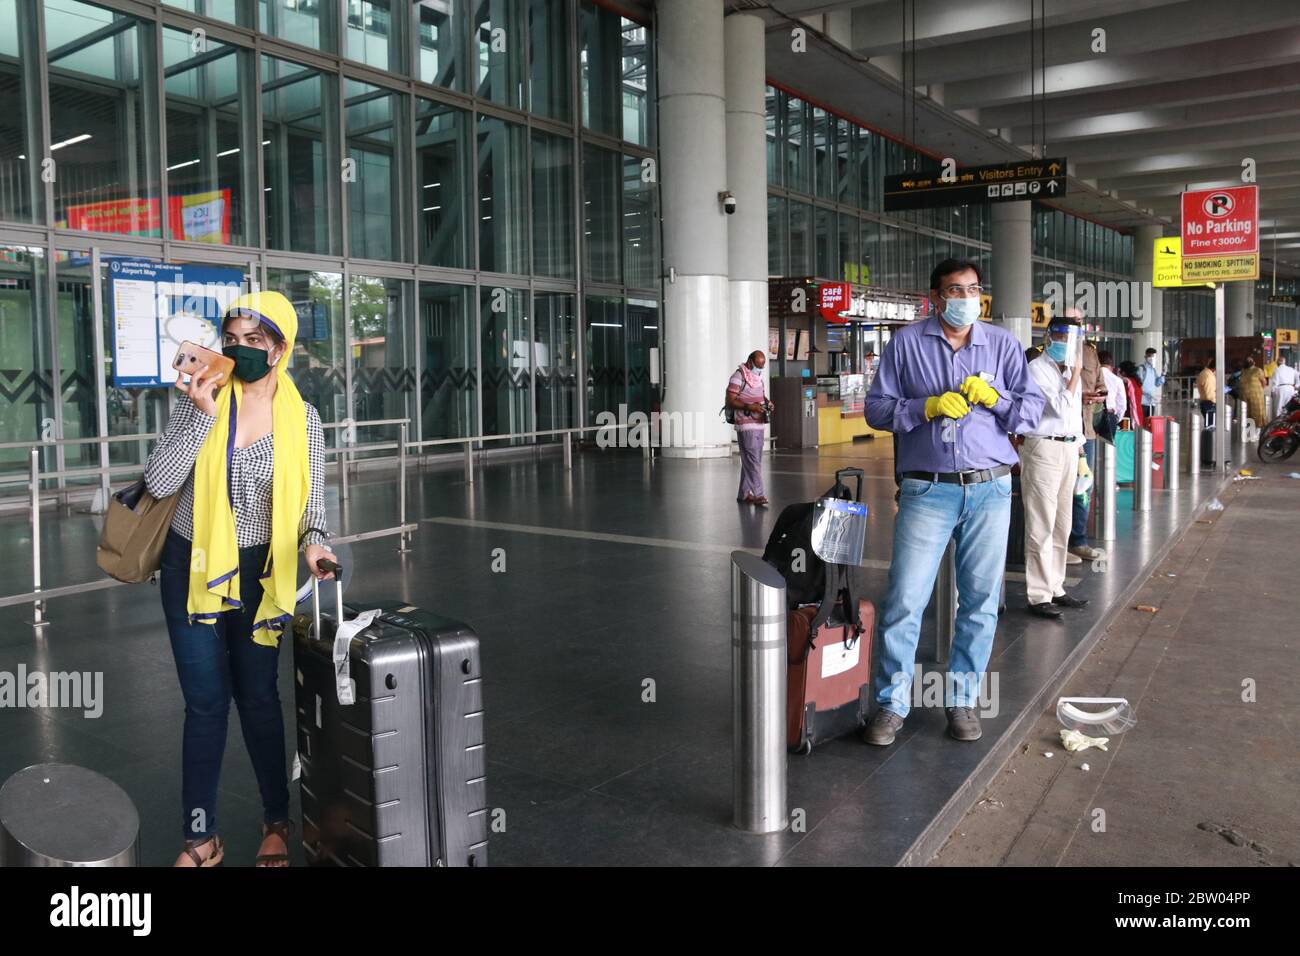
350,275,414,451
347,0,404,73
480,285,530,439
582,144,620,283
0,246,51,486
163,1,244,25
815,206,835,278
416,0,465,90
838,213,859,283
46,0,160,238
785,97,809,193
477,114,527,274
268,268,345,423
580,0,620,136
534,291,578,435
260,0,335,53
263,55,337,254
416,97,471,268
52,248,101,481
836,119,857,207
346,79,406,262
528,0,569,120
475,0,525,108
532,131,574,278
621,17,651,146
163,28,251,246
623,153,656,289
419,281,476,441
859,217,877,286
626,298,657,414
788,201,811,275
0,0,41,222
585,295,623,425
768,194,787,276
765,86,780,188
812,108,833,200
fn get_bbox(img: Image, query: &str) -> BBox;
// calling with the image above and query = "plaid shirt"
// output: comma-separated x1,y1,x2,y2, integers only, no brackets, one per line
144,395,328,550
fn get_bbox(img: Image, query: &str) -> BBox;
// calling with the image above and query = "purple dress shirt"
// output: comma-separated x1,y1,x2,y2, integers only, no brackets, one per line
865,315,1045,473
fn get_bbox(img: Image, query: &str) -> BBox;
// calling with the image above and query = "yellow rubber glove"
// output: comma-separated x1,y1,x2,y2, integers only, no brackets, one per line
959,375,1000,408
925,392,971,421
1078,456,1092,479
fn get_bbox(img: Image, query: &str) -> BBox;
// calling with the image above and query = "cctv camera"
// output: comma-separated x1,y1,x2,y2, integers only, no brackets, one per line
719,191,737,215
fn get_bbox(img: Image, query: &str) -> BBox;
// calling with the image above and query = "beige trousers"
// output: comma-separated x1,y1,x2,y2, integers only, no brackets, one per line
1020,437,1078,606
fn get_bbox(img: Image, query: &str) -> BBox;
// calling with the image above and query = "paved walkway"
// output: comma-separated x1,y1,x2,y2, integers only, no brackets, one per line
933,458,1300,867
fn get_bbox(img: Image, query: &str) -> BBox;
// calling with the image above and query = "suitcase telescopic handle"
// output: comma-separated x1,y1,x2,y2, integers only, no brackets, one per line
835,466,864,502
311,559,345,642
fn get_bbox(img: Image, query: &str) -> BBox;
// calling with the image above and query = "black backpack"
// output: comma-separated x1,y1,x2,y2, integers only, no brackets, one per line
762,468,865,641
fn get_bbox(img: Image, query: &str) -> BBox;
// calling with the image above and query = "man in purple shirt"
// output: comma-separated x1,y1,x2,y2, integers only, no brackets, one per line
862,259,1044,745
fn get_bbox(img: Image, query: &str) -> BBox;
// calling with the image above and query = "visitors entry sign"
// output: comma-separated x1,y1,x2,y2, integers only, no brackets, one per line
1180,185,1259,281
883,158,1067,211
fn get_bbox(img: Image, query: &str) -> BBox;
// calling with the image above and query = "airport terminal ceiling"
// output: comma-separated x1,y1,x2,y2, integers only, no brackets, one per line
728,0,1300,278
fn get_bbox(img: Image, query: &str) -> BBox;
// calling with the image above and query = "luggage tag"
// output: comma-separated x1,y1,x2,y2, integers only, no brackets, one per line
332,609,380,706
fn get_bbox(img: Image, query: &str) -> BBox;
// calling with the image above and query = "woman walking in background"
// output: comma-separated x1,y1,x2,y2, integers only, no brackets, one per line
1238,355,1268,431
726,350,772,506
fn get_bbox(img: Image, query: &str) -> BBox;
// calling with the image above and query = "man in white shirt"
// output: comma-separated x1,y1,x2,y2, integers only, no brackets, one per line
1021,318,1089,620
1271,354,1298,413
1097,350,1127,420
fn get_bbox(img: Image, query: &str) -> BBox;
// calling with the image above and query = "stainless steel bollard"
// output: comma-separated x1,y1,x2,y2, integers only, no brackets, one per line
563,432,572,471
732,551,787,834
932,538,957,665
1237,399,1249,447
1097,439,1118,541
0,764,139,866
30,449,46,630
1189,411,1202,476
1134,427,1152,512
398,422,410,553
1264,392,1274,422
463,443,474,484
1167,420,1181,491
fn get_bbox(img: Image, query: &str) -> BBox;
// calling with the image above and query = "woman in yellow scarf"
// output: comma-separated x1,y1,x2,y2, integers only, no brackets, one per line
143,290,335,868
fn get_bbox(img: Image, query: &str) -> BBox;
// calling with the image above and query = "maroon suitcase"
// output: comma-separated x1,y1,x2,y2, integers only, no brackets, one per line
787,599,875,754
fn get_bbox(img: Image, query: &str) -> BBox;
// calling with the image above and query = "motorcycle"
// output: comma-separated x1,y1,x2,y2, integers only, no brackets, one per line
1257,392,1300,462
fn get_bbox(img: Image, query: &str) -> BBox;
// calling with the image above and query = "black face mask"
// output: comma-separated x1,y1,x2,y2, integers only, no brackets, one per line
222,344,275,383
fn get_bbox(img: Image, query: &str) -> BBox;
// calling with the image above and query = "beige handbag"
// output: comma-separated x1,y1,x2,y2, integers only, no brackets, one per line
96,479,181,583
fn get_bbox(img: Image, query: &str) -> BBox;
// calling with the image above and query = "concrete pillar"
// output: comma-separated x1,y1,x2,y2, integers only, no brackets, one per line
990,201,1033,346
1133,224,1164,363
657,0,732,457
1227,281,1254,337
725,14,769,417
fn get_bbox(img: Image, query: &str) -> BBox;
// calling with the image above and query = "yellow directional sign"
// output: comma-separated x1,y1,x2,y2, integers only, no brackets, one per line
1278,328,1298,346
1180,253,1259,282
1153,237,1213,288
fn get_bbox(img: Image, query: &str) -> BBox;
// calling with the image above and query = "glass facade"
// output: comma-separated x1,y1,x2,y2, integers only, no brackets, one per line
0,0,659,481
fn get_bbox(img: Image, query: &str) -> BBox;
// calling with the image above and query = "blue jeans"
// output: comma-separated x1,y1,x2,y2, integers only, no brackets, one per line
874,474,1011,717
1069,438,1096,548
159,530,290,840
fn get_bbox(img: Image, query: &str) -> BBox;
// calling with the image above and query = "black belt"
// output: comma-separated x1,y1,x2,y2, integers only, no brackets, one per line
1024,434,1078,443
899,464,1011,485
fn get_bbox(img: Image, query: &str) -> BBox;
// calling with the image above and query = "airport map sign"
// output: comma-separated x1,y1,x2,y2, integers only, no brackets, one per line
108,258,244,388
1179,185,1259,281
883,157,1067,211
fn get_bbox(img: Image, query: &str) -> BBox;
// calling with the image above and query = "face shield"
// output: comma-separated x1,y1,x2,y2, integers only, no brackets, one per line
1056,696,1137,735
1044,323,1081,366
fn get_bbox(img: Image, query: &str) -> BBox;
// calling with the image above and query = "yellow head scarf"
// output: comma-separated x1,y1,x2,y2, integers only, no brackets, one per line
187,291,309,646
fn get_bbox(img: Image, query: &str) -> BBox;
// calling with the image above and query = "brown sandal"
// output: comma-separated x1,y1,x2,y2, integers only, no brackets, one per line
178,833,224,867
255,820,293,867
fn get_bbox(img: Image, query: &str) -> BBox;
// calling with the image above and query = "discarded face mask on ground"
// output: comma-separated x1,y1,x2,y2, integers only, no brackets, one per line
1056,696,1136,736
1060,728,1109,752
1206,498,1225,511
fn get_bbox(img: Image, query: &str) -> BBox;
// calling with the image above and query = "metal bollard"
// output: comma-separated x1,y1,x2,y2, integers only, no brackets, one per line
1134,427,1152,512
463,443,474,484
932,538,957,665
1167,420,1181,491
0,765,139,866
1097,439,1117,541
1189,411,1202,476
563,432,572,471
29,450,47,630
1264,392,1274,422
1237,400,1249,447
731,551,787,834
397,422,410,553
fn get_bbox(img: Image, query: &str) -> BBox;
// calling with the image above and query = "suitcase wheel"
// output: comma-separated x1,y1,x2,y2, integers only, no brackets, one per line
796,737,813,756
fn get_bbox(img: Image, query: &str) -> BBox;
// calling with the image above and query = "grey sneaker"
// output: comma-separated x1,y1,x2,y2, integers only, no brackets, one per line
946,706,982,742
862,708,905,746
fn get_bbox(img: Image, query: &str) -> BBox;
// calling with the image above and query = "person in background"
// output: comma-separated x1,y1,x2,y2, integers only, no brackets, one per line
1138,347,1166,420
726,350,771,506
862,258,1044,746
1020,318,1090,620
1269,354,1297,414
1066,309,1105,566
1118,360,1145,429
1098,351,1128,428
1237,355,1268,431
1196,358,1217,429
